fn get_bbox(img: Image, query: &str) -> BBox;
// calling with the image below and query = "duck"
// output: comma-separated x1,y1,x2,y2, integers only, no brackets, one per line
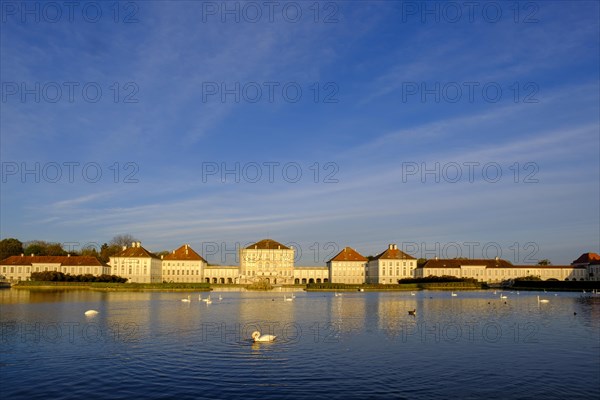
251,331,276,342
408,309,416,316
181,295,191,303
84,310,99,316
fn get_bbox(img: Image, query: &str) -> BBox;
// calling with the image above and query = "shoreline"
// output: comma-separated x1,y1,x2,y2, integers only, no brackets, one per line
6,281,599,292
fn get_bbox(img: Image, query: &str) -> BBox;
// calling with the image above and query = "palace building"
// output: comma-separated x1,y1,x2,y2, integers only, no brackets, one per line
240,239,295,285
161,244,207,283
109,242,162,283
367,244,417,284
327,247,368,284
420,257,589,282
2,238,597,285
0,254,108,282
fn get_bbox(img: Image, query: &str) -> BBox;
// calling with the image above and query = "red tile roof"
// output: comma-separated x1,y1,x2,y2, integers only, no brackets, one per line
374,246,416,260
422,259,582,269
572,252,600,265
115,245,159,259
422,259,513,269
0,255,104,266
245,239,290,250
328,247,367,262
163,244,207,262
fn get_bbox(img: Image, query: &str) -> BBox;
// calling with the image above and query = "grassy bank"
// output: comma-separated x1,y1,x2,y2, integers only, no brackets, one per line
509,280,600,292
306,282,484,291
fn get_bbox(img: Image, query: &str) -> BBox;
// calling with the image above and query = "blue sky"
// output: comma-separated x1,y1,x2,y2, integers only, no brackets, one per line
1,0,598,265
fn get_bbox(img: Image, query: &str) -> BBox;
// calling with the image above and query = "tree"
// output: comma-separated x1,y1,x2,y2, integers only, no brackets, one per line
156,250,170,258
110,234,139,248
23,241,67,256
0,238,24,261
100,243,122,263
537,259,552,266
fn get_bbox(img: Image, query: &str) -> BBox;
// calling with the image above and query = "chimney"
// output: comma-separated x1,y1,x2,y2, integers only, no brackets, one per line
31,253,34,257
388,244,393,250
435,256,439,260
68,254,70,257
278,245,280,249
161,255,164,260
131,242,136,248
495,256,499,261
21,253,23,257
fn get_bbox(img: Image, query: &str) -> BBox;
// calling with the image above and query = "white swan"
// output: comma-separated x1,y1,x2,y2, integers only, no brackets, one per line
252,331,276,342
500,293,507,299
284,295,293,302
218,294,223,301
537,295,549,304
451,292,457,297
410,292,415,296
202,295,210,303
181,295,191,303
334,292,342,297
84,310,98,316
206,297,212,305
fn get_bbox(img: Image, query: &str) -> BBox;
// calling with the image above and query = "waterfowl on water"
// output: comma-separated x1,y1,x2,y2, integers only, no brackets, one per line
252,331,276,342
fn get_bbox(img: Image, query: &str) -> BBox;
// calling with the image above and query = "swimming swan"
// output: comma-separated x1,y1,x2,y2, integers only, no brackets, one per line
84,310,98,316
252,331,277,342
181,295,191,303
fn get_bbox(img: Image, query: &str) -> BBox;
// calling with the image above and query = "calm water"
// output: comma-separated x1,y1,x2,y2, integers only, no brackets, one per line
0,289,598,399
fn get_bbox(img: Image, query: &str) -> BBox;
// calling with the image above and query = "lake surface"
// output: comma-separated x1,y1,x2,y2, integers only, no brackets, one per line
1,289,599,399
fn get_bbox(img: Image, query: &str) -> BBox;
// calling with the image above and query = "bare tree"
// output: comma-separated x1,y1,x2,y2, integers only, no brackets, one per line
110,234,139,248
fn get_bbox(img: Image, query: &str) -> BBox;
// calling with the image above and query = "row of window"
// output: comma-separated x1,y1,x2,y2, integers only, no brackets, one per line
1,266,98,274
379,261,412,267
164,270,201,276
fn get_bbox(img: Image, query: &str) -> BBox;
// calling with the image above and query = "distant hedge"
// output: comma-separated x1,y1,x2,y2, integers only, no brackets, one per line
510,280,600,291
30,271,127,283
398,275,479,284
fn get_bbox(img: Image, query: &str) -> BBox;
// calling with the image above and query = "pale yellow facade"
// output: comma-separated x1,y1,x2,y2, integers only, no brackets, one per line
240,241,295,284
328,260,366,284
162,259,205,282
367,244,418,284
420,262,588,283
109,242,162,283
0,255,109,282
